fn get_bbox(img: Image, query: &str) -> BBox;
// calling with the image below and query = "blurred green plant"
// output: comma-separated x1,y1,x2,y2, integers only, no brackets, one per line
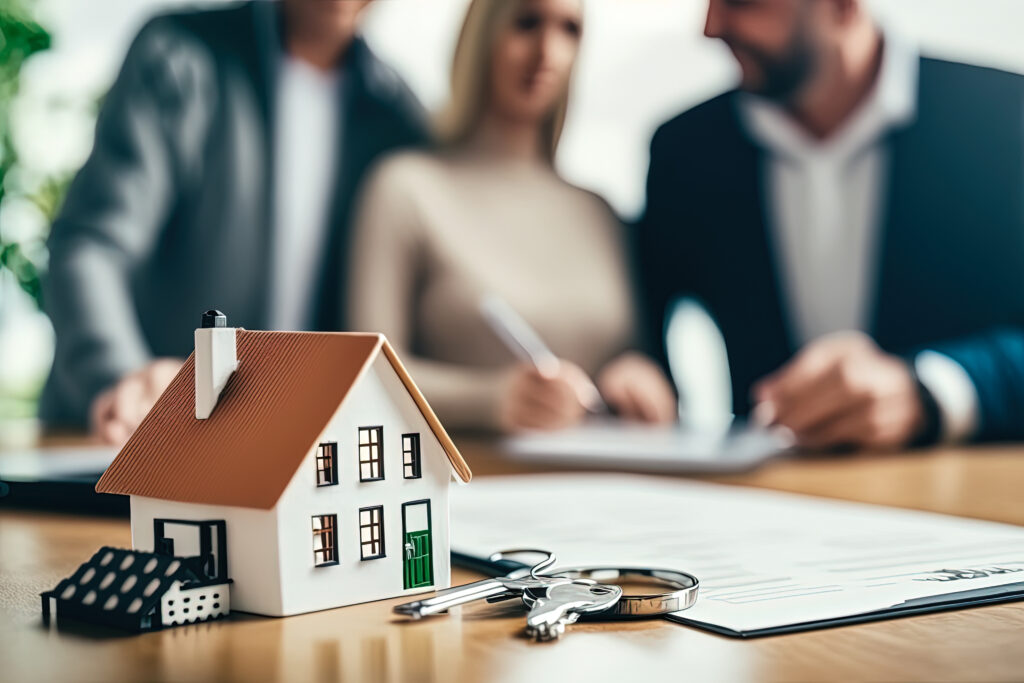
1,0,55,308
0,0,69,430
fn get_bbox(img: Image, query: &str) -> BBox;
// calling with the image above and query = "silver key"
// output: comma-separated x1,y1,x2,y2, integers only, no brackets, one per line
393,570,572,619
394,549,557,618
523,582,623,641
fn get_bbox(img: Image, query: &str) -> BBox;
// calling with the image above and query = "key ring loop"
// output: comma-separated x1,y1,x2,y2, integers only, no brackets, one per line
487,548,557,580
542,566,699,618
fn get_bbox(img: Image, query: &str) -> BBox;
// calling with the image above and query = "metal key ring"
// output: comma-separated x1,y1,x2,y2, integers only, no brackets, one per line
487,549,557,579
539,567,699,618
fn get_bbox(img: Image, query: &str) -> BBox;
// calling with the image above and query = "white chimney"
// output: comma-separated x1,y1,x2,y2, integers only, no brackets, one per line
194,310,238,419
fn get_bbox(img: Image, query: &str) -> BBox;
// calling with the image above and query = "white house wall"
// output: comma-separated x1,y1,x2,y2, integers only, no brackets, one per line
274,353,452,616
129,496,283,616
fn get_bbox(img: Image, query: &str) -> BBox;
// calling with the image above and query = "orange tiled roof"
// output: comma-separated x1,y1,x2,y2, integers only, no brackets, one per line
96,331,471,509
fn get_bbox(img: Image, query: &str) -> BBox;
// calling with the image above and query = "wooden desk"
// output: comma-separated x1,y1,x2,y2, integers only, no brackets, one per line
3,439,1024,682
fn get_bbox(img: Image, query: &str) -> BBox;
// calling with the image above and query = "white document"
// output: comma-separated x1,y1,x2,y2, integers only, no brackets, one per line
501,420,789,474
451,474,1024,636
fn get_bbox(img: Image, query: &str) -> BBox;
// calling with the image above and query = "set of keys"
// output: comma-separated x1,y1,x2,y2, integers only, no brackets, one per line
393,550,700,642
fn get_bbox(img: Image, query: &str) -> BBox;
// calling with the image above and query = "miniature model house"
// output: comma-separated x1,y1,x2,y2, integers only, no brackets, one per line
91,311,471,618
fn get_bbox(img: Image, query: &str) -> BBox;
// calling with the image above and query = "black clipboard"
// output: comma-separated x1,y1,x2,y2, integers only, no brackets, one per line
451,551,1024,638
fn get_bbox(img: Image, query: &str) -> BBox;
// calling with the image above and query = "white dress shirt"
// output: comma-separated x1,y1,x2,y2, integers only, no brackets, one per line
268,56,342,332
739,34,980,442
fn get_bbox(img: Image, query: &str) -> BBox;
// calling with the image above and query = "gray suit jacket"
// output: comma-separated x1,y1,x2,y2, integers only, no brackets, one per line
41,1,428,427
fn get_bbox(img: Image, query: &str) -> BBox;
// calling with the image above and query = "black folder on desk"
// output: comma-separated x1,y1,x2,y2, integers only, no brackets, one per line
670,582,1024,637
451,552,1024,638
0,447,126,515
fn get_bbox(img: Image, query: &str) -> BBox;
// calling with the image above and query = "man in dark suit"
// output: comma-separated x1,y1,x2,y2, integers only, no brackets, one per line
640,0,1024,448
42,0,427,442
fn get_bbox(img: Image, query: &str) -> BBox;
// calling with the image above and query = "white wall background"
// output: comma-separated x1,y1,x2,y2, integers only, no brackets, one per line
19,0,1024,218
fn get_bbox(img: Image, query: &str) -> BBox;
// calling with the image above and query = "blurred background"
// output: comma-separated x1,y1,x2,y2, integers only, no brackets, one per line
2,0,1024,443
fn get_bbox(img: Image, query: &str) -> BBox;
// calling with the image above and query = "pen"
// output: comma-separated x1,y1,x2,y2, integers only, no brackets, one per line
478,294,608,414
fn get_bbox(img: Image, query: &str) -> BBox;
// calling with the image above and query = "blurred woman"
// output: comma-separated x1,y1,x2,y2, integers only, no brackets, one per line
347,0,676,432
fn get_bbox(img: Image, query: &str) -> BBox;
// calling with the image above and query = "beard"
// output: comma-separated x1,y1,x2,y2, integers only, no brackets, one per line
727,30,817,103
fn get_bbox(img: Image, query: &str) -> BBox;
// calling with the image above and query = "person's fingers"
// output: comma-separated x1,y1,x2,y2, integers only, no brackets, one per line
100,418,133,447
501,369,584,431
86,359,184,442
620,380,658,422
792,396,917,451
509,398,579,431
594,356,678,424
760,332,880,403
614,394,642,420
796,394,905,450
518,390,572,423
499,369,548,432
134,363,172,416
597,368,638,416
605,387,642,420
527,363,590,410
147,360,181,397
519,377,577,418
797,408,871,450
112,374,146,432
519,409,571,431
642,372,679,423
96,419,118,445
557,362,603,411
599,379,631,412
758,350,855,431
602,374,670,423
757,333,868,404
773,364,862,435
125,377,149,429
751,373,780,407
89,391,111,431
648,393,678,423
525,368,589,416
89,391,117,445
659,394,680,422
750,399,777,427
760,350,836,407
93,396,132,446
547,384,586,423
138,368,169,416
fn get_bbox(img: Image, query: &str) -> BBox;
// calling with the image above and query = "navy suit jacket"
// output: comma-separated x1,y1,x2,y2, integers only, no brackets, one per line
638,58,1024,441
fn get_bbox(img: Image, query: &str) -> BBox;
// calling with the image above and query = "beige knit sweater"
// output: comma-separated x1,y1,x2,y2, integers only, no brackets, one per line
346,149,637,430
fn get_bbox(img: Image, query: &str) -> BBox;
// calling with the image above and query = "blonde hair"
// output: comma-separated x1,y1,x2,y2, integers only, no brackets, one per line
435,0,577,162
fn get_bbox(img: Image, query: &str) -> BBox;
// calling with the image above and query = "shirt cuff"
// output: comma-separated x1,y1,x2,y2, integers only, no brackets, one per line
914,350,980,443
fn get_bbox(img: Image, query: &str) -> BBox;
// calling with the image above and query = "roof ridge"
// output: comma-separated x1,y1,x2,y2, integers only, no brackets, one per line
96,331,469,507
378,339,472,483
238,329,384,338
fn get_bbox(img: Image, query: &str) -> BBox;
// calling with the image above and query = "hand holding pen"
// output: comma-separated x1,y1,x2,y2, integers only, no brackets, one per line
480,294,677,432
496,361,598,432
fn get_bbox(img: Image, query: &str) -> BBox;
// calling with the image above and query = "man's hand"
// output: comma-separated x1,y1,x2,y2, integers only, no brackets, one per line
752,332,925,450
90,358,183,446
596,352,678,424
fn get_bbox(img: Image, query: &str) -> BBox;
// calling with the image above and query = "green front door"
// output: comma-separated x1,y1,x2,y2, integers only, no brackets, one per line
402,501,433,589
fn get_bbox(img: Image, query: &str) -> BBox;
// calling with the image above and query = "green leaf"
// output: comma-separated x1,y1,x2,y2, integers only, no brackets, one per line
0,0,54,312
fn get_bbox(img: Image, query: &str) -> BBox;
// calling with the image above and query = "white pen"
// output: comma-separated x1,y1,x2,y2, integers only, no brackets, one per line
478,293,608,414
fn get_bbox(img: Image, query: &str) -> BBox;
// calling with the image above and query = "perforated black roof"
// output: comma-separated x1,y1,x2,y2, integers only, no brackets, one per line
43,546,201,621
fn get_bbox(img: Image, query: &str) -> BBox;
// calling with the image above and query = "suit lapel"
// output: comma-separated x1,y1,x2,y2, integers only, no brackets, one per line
869,58,950,352
867,125,911,349
310,40,380,331
242,1,282,329
705,97,796,411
